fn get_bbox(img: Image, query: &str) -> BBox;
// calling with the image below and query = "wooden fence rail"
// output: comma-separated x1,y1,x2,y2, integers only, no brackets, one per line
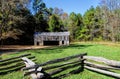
84,56,120,67
22,54,120,79
85,61,120,70
23,53,87,70
0,54,36,75
85,66,120,78
0,54,31,62
22,53,87,79
84,56,120,78
1,52,120,79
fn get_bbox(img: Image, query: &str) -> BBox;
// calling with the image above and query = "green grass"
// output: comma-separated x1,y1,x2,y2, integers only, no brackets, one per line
1,42,120,79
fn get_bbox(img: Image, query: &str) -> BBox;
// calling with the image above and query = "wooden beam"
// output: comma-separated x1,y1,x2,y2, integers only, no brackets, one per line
0,54,31,62
0,64,25,75
59,41,62,46
0,58,36,71
22,57,44,79
0,59,36,74
85,66,120,78
23,53,87,70
85,61,120,70
48,62,81,76
24,59,84,76
44,59,84,70
0,56,35,66
84,56,120,67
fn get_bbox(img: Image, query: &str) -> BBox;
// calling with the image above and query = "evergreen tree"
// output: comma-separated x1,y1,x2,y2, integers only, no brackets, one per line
83,6,95,40
68,12,83,40
33,0,49,32
48,14,62,32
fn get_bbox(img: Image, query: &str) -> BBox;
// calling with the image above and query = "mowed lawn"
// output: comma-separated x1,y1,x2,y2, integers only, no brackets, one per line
1,42,120,79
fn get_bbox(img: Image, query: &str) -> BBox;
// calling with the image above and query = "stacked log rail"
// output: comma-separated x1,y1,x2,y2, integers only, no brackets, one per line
0,53,36,74
84,56,120,78
22,53,87,79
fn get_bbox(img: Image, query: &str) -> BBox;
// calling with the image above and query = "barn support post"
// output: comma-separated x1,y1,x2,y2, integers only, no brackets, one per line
66,36,69,45
66,41,69,45
40,41,43,46
59,41,62,46
34,34,37,46
63,36,66,45
39,41,41,46
39,36,43,46
81,55,84,71
34,40,37,46
64,41,66,45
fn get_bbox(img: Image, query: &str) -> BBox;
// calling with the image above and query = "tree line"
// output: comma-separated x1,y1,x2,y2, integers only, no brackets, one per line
0,0,120,45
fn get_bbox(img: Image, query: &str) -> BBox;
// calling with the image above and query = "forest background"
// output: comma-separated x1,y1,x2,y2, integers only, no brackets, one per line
0,0,120,45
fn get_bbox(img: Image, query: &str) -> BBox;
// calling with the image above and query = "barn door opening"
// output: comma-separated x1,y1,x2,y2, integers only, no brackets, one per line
44,41,59,45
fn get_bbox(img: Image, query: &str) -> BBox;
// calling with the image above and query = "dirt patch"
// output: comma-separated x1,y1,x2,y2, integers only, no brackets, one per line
0,45,52,50
0,45,54,54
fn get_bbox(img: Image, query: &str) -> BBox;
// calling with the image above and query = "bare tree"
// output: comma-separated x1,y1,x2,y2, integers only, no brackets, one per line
100,0,120,42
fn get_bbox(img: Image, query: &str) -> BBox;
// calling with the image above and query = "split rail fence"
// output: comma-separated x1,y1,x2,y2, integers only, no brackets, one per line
22,53,87,79
0,53,120,79
22,53,120,79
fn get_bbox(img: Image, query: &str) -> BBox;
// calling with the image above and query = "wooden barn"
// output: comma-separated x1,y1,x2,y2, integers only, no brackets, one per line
34,32,70,46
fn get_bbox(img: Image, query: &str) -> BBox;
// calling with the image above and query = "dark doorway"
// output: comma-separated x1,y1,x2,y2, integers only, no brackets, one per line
44,41,59,45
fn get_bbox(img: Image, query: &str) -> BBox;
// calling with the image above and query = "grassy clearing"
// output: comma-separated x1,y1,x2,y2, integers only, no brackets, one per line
0,42,120,79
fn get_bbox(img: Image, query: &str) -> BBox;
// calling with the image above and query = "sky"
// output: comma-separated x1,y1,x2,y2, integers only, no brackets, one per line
43,0,100,15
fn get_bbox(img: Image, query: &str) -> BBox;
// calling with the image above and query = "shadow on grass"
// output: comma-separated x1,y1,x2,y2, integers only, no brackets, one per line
28,44,93,54
0,49,30,55
0,44,93,55
52,67,84,79
42,66,84,79
41,44,93,50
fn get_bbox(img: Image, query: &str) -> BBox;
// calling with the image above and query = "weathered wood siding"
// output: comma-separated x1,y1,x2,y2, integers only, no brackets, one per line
34,32,70,46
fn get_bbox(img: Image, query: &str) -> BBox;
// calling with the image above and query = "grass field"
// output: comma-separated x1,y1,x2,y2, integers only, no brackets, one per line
0,42,120,79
